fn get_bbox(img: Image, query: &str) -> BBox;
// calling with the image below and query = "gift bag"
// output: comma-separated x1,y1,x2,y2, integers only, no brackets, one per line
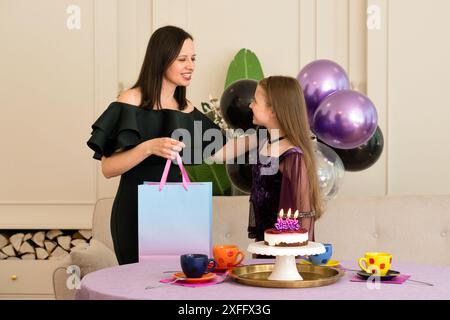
138,153,212,260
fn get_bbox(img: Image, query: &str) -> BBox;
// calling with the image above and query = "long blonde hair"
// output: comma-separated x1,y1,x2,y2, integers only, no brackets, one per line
259,76,323,219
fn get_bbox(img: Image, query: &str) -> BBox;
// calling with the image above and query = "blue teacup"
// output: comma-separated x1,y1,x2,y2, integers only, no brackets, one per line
180,254,217,278
308,243,333,266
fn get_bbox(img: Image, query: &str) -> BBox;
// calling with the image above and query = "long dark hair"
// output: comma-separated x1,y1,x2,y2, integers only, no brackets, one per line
132,25,193,110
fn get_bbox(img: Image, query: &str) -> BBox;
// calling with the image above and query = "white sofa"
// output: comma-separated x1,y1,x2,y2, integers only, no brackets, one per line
214,195,450,266
53,194,450,299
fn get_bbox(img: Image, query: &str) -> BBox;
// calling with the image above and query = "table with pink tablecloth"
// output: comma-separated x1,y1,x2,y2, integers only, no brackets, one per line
74,257,450,300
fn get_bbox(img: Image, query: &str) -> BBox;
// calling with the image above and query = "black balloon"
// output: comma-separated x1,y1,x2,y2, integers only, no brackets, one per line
321,126,384,172
226,163,253,194
220,79,257,131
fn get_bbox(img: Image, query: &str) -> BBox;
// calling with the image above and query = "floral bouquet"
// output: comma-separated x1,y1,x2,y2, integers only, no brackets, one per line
201,95,229,133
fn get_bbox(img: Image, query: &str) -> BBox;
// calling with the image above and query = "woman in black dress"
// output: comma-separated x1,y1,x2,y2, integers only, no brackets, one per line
87,26,222,265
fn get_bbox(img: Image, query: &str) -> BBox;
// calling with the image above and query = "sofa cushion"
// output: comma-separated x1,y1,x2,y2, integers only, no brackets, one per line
212,196,252,252
70,239,118,277
316,195,450,266
91,198,115,251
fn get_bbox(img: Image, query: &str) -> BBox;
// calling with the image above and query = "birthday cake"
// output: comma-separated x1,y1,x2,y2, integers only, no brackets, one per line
264,209,309,247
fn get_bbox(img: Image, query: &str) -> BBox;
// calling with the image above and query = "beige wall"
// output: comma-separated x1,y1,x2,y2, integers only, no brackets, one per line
0,0,96,224
1,0,449,224
386,0,450,195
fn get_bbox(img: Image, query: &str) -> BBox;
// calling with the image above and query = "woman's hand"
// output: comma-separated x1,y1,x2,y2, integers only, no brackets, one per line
100,137,185,179
144,137,185,160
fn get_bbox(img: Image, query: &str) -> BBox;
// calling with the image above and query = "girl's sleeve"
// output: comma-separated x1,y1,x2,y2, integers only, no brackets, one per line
86,102,141,160
278,152,315,241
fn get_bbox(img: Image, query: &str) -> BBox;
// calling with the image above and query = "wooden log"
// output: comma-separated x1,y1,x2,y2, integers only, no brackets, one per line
7,257,21,260
24,232,33,241
71,232,84,240
79,229,92,240
19,241,35,255
1,244,16,257
71,239,87,247
32,231,45,247
36,248,49,260
10,233,24,252
44,240,57,253
21,253,36,260
0,233,9,249
49,246,69,260
57,235,72,251
70,243,89,252
46,230,63,240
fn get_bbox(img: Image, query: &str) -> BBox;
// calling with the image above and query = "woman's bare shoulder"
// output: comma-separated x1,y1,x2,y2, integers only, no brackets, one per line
117,88,141,106
185,99,195,112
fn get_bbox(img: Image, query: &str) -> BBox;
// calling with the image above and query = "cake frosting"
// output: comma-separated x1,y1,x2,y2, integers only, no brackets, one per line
264,209,309,247
264,228,309,246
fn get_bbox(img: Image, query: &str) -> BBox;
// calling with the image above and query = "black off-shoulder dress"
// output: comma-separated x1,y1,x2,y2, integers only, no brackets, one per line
87,102,223,265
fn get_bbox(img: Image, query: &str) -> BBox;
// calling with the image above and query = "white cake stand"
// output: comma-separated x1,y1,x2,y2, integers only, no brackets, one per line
247,241,326,281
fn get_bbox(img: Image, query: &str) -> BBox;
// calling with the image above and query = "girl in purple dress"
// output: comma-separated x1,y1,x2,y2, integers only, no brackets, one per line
212,76,323,245
247,76,323,244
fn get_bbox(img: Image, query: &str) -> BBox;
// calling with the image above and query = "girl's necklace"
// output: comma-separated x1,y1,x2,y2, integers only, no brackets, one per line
268,136,286,145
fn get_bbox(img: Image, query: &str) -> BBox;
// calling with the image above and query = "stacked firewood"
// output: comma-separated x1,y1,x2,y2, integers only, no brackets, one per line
0,230,92,260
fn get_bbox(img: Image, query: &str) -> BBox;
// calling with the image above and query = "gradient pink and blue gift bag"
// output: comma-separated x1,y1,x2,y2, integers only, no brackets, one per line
138,181,212,259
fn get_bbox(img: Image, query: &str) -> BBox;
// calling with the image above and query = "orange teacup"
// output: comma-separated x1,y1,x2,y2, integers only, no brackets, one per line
213,245,245,270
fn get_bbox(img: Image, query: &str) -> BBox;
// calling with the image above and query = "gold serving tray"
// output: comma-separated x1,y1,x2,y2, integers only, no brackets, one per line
229,263,345,288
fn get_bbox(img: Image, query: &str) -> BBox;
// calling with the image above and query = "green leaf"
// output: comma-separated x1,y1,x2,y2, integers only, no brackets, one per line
185,163,231,196
224,48,264,90
185,165,197,181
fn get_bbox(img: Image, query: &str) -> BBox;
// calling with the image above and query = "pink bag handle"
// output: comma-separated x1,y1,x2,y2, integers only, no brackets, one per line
159,153,191,191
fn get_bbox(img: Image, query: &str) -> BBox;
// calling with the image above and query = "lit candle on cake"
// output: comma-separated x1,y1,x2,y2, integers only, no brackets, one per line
281,208,288,230
292,210,300,230
285,208,291,230
288,208,295,230
275,209,284,230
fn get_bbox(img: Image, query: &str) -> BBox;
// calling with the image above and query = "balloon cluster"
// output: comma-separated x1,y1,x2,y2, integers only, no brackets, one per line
219,60,383,199
297,59,384,199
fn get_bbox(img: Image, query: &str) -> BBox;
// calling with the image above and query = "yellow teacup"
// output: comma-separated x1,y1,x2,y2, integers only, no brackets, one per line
358,252,393,276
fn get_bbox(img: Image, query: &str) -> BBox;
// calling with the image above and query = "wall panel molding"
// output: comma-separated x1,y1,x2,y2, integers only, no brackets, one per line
387,0,450,195
94,0,120,199
0,0,97,222
299,0,317,69
366,0,388,195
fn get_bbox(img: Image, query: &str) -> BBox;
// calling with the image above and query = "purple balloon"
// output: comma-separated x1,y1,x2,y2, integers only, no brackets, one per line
312,90,378,150
297,60,350,126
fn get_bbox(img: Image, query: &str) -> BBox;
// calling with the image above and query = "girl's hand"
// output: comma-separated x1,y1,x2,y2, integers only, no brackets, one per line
145,138,185,160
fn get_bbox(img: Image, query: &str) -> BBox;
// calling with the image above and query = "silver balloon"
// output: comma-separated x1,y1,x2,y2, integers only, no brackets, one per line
314,141,345,201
